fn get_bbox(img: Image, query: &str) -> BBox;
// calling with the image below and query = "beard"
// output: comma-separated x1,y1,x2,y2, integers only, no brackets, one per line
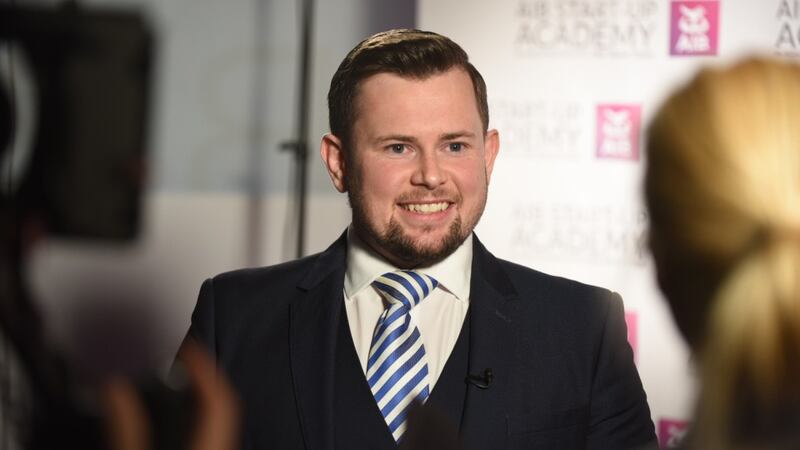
347,175,484,268
359,213,467,268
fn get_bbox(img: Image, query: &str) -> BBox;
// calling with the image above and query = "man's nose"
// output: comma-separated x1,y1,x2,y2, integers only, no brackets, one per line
411,151,447,189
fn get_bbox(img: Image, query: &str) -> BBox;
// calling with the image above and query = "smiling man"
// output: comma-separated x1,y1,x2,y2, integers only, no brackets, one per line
321,66,497,269
182,29,656,450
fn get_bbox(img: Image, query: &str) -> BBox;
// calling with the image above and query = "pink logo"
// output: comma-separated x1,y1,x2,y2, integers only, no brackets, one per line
625,311,638,363
596,104,641,161
658,418,691,448
670,1,719,56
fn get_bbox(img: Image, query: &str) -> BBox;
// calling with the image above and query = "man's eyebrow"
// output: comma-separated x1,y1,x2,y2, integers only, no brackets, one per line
440,131,477,141
375,135,419,145
373,131,477,145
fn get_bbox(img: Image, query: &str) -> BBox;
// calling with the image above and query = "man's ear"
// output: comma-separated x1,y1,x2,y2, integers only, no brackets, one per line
320,133,347,193
483,129,500,184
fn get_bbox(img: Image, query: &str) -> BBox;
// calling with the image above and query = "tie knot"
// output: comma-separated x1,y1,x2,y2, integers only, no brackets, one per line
372,270,439,310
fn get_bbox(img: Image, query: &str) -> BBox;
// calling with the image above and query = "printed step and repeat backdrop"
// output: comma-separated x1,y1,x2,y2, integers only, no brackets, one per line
418,1,799,447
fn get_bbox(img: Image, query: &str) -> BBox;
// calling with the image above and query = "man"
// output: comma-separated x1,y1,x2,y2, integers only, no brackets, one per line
183,29,656,449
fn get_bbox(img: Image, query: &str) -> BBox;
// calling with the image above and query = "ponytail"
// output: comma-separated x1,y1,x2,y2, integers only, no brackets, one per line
695,230,800,449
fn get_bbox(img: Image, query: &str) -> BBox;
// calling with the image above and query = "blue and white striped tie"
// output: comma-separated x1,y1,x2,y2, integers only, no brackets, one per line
367,270,438,443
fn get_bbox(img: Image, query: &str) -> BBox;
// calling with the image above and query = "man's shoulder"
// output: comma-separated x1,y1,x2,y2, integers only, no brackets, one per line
473,235,617,305
499,257,613,294
488,256,627,349
491,255,620,310
207,231,348,292
208,251,326,293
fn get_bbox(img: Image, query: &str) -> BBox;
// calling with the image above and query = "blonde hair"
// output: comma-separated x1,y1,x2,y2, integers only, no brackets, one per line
646,58,800,449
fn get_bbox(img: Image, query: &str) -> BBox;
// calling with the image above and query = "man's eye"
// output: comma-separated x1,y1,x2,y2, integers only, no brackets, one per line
449,143,464,152
389,144,406,154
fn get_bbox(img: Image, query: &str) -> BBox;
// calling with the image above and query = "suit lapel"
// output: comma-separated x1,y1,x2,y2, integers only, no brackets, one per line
287,232,518,448
460,235,518,448
289,233,348,450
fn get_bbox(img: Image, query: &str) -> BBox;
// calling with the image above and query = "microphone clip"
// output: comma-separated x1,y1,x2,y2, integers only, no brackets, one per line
465,368,493,390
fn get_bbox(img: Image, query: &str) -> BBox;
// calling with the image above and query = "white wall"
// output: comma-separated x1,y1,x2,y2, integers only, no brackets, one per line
418,0,797,446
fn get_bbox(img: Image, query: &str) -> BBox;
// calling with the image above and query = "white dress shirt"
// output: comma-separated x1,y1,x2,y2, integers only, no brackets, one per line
344,227,472,390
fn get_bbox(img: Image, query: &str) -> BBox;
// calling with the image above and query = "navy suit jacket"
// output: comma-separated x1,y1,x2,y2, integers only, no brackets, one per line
187,232,656,449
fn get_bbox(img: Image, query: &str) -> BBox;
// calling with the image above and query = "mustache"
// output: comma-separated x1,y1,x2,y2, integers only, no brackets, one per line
396,188,461,203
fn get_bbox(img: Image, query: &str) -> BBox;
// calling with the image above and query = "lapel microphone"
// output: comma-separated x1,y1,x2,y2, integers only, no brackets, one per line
465,368,493,389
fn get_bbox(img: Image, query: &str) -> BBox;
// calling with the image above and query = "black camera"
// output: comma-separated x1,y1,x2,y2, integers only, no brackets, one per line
1,2,151,239
2,4,196,450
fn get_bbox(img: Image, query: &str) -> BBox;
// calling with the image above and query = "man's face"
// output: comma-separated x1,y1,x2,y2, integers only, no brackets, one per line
322,68,499,268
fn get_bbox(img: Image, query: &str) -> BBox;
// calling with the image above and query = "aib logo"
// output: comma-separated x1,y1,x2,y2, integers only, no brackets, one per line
670,1,719,56
625,311,638,363
658,419,691,448
595,104,640,161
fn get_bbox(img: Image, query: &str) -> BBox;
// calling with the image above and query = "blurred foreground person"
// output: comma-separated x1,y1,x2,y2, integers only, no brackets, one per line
646,57,800,449
104,343,240,450
0,4,239,449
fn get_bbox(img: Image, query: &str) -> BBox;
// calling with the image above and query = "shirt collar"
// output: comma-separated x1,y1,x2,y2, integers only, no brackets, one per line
345,226,473,303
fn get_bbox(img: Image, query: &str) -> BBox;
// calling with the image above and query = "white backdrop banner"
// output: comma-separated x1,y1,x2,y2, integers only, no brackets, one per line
418,1,798,447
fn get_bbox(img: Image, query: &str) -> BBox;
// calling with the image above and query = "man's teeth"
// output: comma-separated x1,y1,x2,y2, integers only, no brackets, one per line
403,202,449,213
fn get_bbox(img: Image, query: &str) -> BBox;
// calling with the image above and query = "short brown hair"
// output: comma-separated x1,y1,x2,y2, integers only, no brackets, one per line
327,29,489,149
